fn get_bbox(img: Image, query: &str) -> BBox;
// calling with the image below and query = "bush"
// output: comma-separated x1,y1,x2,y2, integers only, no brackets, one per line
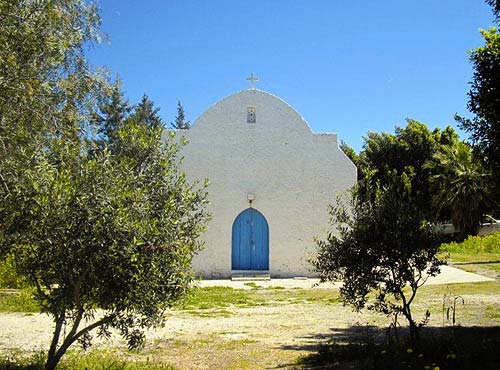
0,255,28,289
440,232,500,254
0,289,39,312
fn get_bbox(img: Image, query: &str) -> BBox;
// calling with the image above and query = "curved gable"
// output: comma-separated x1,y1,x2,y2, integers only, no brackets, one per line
190,89,313,136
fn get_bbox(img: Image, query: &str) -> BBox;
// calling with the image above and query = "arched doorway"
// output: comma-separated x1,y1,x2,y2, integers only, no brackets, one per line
231,208,269,271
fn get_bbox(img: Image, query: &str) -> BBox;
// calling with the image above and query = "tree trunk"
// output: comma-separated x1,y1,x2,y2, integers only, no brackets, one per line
45,338,73,370
45,356,60,370
44,315,112,370
408,318,420,343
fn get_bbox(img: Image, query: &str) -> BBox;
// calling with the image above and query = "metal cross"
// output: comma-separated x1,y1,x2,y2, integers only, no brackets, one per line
246,73,259,90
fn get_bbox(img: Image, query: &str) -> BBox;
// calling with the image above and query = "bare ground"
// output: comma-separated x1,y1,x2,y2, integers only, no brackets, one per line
0,268,499,370
0,298,387,369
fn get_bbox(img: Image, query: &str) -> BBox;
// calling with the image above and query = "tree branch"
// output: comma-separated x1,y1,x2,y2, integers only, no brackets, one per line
47,311,65,364
46,314,115,370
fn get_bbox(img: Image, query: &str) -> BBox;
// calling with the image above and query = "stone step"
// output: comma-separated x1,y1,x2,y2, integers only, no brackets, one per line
231,271,271,281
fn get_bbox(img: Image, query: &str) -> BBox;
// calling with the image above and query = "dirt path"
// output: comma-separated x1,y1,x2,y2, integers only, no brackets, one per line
196,266,494,290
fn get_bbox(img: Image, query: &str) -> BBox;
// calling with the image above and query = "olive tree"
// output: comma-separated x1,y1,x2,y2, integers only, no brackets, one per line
312,171,444,340
3,122,209,370
0,1,210,369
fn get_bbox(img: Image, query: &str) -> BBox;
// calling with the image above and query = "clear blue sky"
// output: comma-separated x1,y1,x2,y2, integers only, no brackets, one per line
88,0,496,152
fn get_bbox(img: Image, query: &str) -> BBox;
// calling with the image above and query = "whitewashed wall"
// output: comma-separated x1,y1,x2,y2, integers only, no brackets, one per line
172,89,356,278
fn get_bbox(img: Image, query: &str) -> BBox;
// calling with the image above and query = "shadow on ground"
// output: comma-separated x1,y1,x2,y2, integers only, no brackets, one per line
274,325,500,370
452,260,500,265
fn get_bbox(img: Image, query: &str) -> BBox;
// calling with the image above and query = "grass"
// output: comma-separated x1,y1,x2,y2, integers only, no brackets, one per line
0,284,340,317
177,285,340,313
0,289,39,313
62,351,179,370
140,336,282,370
243,282,259,289
0,258,38,313
439,232,500,277
0,351,179,370
2,232,496,315
418,280,500,297
410,281,500,326
292,235,500,369
178,286,265,310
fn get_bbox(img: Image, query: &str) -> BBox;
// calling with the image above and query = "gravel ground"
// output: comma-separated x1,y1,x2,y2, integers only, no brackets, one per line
0,267,496,369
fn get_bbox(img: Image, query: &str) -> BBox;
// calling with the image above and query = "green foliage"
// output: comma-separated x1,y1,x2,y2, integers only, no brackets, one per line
487,0,500,21
440,232,500,254
0,254,28,289
358,119,459,219
426,142,493,238
339,140,359,167
0,0,107,176
1,122,209,369
313,171,444,339
0,289,39,313
92,80,132,149
0,2,209,370
170,100,190,130
358,119,491,239
129,95,164,132
458,2,500,204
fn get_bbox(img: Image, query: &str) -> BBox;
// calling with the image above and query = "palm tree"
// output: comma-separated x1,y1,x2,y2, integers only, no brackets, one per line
427,142,493,239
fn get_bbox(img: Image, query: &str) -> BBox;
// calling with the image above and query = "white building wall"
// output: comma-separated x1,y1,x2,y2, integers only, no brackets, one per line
174,89,356,278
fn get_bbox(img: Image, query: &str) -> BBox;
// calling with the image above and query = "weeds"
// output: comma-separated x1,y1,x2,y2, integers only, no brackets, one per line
0,289,39,313
243,282,259,289
442,293,464,326
0,351,179,370
440,232,500,254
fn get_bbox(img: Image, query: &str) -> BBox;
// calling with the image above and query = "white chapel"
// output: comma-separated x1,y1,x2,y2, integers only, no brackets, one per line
175,77,356,278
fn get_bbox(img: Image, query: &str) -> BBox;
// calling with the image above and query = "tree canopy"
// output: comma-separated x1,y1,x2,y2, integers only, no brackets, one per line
486,0,500,21
0,2,209,370
313,171,443,340
457,1,500,208
4,114,208,370
170,100,191,129
426,142,493,238
339,140,360,174
357,119,459,220
346,119,495,236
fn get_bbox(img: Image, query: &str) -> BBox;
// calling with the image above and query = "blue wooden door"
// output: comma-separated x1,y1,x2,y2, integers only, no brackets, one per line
232,208,269,270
